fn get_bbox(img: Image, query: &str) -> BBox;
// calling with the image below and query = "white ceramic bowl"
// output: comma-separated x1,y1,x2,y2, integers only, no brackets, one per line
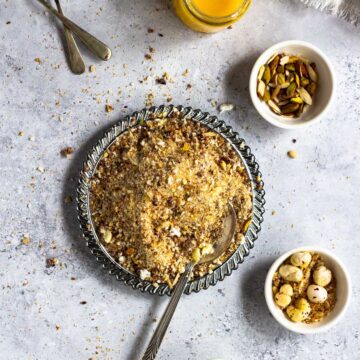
265,246,351,334
249,40,335,129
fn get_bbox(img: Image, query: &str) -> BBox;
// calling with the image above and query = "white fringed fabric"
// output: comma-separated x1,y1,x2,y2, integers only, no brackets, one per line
300,0,360,25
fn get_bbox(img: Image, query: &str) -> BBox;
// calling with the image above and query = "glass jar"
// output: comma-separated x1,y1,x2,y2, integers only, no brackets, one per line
173,0,251,33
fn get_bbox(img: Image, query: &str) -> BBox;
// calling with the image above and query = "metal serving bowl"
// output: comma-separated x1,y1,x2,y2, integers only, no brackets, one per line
77,105,265,296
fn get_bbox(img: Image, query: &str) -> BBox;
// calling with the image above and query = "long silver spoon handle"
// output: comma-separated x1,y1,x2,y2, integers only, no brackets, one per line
36,0,111,61
55,0,85,74
142,262,195,360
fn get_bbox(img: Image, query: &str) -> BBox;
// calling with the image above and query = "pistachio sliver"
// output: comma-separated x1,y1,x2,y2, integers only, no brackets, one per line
291,97,303,104
263,88,271,102
281,102,300,114
286,82,297,97
257,65,265,82
280,82,290,89
277,73,286,85
262,66,271,84
271,85,281,100
301,77,310,87
306,82,317,96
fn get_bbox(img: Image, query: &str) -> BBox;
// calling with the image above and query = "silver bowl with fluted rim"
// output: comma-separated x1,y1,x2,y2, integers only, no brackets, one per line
76,105,265,296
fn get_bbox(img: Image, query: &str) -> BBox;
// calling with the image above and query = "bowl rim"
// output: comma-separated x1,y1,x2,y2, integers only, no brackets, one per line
249,40,336,129
76,105,265,296
264,246,351,334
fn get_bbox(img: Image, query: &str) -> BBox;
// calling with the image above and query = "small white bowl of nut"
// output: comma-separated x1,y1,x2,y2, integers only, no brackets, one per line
265,246,351,334
249,40,335,129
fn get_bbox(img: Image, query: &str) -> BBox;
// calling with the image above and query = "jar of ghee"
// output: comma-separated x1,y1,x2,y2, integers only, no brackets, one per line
173,0,251,33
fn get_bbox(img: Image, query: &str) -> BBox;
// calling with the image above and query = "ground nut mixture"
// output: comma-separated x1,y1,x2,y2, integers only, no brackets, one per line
90,114,252,287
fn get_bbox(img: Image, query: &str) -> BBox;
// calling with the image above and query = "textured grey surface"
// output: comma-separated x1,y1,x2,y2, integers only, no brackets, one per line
0,1,359,359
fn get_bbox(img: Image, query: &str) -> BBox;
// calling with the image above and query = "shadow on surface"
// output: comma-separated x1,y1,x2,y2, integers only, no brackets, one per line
223,52,272,137
239,259,276,335
125,296,165,360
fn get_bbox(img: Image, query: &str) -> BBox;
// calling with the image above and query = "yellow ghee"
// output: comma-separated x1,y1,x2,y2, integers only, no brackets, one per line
173,0,251,33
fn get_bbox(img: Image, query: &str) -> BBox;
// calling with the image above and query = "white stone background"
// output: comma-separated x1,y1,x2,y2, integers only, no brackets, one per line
0,0,359,359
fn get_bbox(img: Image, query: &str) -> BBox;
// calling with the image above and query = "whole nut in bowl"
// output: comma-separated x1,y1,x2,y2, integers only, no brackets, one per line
249,40,335,129
265,246,351,334
77,105,265,296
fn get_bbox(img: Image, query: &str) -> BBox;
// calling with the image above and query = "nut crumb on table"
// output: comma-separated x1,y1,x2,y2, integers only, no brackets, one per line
90,112,252,287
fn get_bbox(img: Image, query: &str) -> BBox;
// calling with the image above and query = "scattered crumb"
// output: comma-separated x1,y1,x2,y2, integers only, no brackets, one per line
18,131,24,136
287,150,297,159
292,139,297,143
70,277,76,281
36,166,45,173
182,69,189,77
218,103,235,113
144,53,152,60
271,210,276,216
186,84,192,90
149,46,155,53
158,33,163,37
34,57,43,64
55,325,60,331
80,301,87,305
64,195,73,204
46,257,58,267
156,74,167,85
60,146,74,157
147,28,154,33
28,136,35,141
105,104,114,113
210,99,217,108
6,21,11,25
89,65,96,73
22,235,30,245
145,92,154,107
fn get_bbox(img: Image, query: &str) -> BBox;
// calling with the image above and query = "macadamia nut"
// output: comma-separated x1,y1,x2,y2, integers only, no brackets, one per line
275,293,292,308
307,284,328,303
279,284,293,296
290,252,312,267
279,265,303,282
286,306,304,322
313,266,332,287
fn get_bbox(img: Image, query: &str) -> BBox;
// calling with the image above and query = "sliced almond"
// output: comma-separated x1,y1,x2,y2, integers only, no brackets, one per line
266,53,278,65
280,56,290,66
257,81,265,97
268,100,281,114
306,64,318,82
257,65,265,82
280,82,290,89
298,87,313,105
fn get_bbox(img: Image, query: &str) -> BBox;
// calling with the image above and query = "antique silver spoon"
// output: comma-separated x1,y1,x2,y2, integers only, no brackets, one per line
37,0,111,61
54,0,85,74
142,203,237,360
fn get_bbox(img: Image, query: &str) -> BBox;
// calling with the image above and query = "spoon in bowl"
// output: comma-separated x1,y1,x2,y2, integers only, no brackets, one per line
142,202,237,360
